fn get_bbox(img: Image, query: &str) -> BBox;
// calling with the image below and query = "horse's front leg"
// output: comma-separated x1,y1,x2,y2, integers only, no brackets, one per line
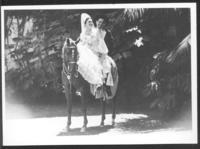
100,98,106,126
112,97,116,126
80,90,88,132
65,87,72,132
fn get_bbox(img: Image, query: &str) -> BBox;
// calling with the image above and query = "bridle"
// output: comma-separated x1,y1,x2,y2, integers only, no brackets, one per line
62,40,79,92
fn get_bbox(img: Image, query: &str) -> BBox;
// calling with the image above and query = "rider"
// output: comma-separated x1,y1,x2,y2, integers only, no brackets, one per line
94,14,114,56
76,13,115,98
94,14,115,96
63,13,115,98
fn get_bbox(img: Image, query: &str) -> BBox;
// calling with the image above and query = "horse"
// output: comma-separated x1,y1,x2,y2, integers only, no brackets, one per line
62,38,119,132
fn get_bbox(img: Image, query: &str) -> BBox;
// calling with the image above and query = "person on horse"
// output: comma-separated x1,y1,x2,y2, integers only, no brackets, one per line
94,14,115,96
94,14,114,56
76,13,115,99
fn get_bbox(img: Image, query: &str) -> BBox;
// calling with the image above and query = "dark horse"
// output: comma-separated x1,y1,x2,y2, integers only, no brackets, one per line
62,38,119,132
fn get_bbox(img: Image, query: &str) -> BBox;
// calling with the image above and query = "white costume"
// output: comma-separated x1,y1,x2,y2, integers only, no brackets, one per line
77,13,103,86
77,13,114,89
94,28,115,86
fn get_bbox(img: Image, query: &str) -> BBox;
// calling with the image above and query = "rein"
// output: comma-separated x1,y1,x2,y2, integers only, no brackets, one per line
63,62,73,93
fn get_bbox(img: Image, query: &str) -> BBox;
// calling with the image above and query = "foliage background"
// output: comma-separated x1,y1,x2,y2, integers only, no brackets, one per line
4,8,191,119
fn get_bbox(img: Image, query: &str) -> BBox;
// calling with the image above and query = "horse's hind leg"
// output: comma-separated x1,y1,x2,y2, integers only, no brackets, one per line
100,98,106,126
80,90,88,132
112,97,116,126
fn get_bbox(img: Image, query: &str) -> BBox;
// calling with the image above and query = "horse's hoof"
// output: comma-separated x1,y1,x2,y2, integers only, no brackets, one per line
80,127,86,133
66,127,70,132
100,122,104,127
112,120,115,127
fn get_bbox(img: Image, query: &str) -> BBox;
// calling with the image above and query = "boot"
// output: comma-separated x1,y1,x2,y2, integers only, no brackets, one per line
106,85,112,96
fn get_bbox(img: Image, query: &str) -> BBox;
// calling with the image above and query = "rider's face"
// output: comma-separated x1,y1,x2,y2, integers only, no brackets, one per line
86,19,94,29
96,18,104,29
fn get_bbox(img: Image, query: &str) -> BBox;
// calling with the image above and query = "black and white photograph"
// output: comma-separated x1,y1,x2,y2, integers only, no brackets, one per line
1,3,197,145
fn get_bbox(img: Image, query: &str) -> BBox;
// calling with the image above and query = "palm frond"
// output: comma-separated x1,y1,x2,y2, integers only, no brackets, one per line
124,8,185,23
166,34,191,64
124,8,146,22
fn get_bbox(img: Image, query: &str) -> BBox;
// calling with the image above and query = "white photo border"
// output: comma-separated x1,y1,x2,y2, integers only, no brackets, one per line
1,3,198,145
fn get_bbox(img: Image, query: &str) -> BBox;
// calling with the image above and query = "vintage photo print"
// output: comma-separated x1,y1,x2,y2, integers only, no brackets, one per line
1,3,197,145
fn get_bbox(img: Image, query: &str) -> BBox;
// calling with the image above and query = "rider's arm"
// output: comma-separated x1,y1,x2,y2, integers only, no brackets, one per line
93,30,108,55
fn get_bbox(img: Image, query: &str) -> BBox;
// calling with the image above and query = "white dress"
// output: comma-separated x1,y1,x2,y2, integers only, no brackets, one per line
77,13,117,99
77,31,104,85
77,28,115,87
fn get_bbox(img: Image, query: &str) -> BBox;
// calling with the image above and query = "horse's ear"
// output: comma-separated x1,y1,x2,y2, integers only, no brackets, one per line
75,37,80,45
66,38,70,46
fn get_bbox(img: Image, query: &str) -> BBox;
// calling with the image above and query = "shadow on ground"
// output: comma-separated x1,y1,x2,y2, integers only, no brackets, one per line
57,125,114,136
115,116,192,134
57,115,192,136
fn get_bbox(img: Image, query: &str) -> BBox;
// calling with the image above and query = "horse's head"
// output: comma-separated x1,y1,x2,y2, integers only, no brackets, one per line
63,38,78,73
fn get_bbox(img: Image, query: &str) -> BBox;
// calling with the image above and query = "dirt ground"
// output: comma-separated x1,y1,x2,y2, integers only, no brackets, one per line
3,95,195,145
